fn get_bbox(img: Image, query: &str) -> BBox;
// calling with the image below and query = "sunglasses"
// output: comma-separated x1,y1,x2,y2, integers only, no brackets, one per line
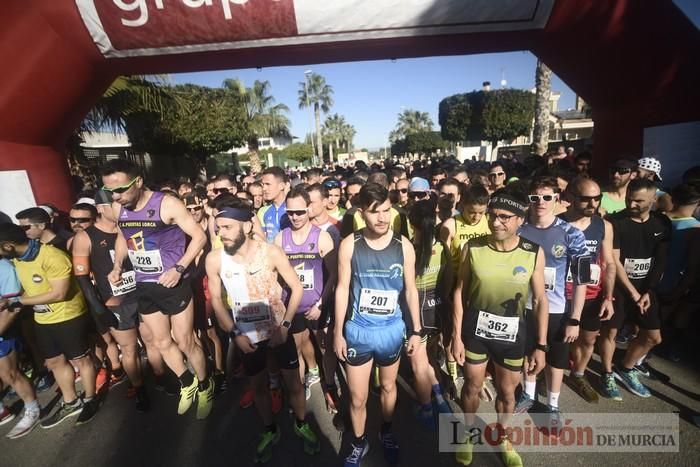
576,194,603,203
398,188,408,194
187,206,203,212
69,217,93,223
488,172,506,177
609,167,632,175
323,180,341,189
528,194,557,203
286,209,308,217
102,177,139,194
409,191,429,199
488,212,518,223
213,188,230,195
19,224,35,231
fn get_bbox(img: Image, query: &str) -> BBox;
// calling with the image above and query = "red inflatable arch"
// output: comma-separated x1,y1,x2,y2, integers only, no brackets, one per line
1,0,699,210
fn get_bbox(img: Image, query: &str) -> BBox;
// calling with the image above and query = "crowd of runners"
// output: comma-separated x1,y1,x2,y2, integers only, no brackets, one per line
1,151,699,467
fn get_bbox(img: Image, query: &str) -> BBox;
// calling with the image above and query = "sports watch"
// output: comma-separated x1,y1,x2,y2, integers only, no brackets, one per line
281,320,292,329
535,343,550,353
174,264,186,274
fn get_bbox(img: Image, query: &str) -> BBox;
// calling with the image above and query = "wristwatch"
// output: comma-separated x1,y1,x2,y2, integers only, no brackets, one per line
230,327,242,338
410,329,423,338
535,343,550,352
567,318,581,326
281,320,292,329
174,264,186,274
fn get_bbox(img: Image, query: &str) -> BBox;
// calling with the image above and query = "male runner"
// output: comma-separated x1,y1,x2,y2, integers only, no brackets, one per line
515,177,589,429
248,182,264,211
601,178,670,398
559,178,616,403
0,223,98,427
323,178,346,222
205,197,320,463
487,162,507,194
601,159,637,215
101,159,212,419
15,207,70,253
258,167,291,243
71,189,149,411
452,188,548,467
334,183,423,466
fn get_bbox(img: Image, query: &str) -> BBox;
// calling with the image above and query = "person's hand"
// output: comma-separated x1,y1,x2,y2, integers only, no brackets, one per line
107,268,122,286
563,324,580,343
405,334,422,357
269,325,288,347
630,290,642,303
234,335,257,353
527,349,545,376
334,333,348,362
158,268,182,288
305,305,321,321
452,336,466,366
599,299,615,321
637,292,651,314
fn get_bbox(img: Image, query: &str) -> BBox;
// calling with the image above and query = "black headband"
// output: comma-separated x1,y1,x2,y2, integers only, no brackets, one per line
215,207,253,222
489,194,527,217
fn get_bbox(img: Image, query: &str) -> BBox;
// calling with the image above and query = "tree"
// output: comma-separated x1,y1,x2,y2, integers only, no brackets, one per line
391,131,445,155
224,78,290,174
392,109,433,141
323,114,356,162
438,93,471,142
533,59,552,156
298,73,334,165
268,142,314,164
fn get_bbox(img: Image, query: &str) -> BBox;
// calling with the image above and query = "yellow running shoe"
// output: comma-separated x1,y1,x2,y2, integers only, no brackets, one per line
254,428,281,463
196,377,214,420
177,376,198,415
455,434,473,466
499,436,523,467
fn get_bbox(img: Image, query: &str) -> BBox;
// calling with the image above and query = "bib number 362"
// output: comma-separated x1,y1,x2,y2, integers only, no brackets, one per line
475,311,519,342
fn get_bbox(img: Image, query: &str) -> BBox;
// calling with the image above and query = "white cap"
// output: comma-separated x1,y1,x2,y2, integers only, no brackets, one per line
638,157,662,181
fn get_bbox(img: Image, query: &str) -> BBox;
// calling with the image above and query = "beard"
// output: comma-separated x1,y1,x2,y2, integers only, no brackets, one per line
223,229,246,256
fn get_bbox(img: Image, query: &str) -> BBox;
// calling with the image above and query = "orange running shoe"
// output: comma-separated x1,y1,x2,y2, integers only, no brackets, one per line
95,367,109,393
239,384,255,409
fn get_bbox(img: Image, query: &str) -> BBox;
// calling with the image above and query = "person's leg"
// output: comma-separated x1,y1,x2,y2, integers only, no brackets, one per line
292,331,307,383
598,325,618,373
72,353,97,399
345,360,373,437
0,351,36,404
377,359,401,424
460,362,487,427
100,330,121,372
572,330,598,374
140,312,188,376
319,326,338,386
299,330,318,376
410,341,438,405
170,301,208,381
281,367,306,419
621,329,662,369
111,328,143,387
251,370,273,425
138,320,165,377
492,364,520,428
206,326,224,372
45,355,78,403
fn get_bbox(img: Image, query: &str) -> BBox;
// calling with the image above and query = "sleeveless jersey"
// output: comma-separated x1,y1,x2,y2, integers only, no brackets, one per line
415,240,449,330
118,191,186,283
520,218,588,314
660,216,700,292
257,202,290,243
466,236,539,320
348,232,405,327
280,226,323,313
601,192,626,215
84,225,136,300
450,213,490,273
563,215,604,300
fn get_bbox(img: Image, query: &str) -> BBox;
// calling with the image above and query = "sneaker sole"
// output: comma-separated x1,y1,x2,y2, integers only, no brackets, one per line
613,372,651,398
41,407,83,429
0,415,17,426
6,419,39,439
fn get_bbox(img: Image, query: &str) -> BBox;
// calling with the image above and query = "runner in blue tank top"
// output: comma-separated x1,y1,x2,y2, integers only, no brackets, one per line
258,167,291,242
101,159,213,420
274,186,336,402
334,183,423,467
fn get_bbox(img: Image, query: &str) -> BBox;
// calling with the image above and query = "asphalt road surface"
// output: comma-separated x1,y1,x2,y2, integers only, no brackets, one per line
1,348,699,467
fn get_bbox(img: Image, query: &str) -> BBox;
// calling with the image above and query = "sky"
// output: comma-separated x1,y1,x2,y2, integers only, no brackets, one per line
171,0,700,151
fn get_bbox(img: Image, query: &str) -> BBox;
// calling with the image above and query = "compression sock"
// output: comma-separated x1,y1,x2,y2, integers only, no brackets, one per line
179,371,195,388
547,391,560,409
447,360,458,381
198,377,210,391
432,383,446,405
524,380,537,399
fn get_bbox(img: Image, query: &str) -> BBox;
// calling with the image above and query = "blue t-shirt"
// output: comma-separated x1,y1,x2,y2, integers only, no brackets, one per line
0,258,21,301
258,202,291,243
520,217,589,314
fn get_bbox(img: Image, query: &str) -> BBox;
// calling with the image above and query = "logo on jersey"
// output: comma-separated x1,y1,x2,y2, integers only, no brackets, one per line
347,348,357,359
147,209,156,218
389,263,404,279
512,266,529,283
99,240,108,248
551,244,566,258
32,274,43,283
308,242,315,251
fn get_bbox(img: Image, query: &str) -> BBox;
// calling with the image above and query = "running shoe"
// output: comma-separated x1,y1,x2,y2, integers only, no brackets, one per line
324,386,339,414
177,377,198,415
568,374,599,403
135,386,150,413
305,368,321,388
545,405,563,438
126,384,137,399
304,383,311,401
613,367,651,398
416,406,436,431
455,434,473,466
41,399,83,429
513,392,534,414
344,438,369,466
434,397,452,415
294,421,321,455
379,430,400,465
213,370,227,395
34,373,54,393
76,398,99,425
270,388,282,414
196,377,214,420
232,363,246,379
154,374,177,396
95,367,109,393
600,373,622,401
634,362,654,379
254,428,280,464
239,384,255,409
6,408,40,439
0,407,16,426
498,436,523,467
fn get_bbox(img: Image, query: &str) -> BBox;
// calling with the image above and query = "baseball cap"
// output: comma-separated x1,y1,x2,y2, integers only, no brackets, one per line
94,189,112,206
611,158,637,170
637,157,662,181
408,177,430,192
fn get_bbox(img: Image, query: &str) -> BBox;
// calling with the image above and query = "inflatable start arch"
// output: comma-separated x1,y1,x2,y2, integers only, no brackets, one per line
1,0,699,210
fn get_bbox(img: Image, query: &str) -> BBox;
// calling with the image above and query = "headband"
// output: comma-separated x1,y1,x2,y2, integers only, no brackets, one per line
489,194,527,217
215,207,253,222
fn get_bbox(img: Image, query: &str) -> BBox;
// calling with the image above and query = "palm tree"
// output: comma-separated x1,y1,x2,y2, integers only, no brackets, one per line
298,73,334,165
224,78,290,174
340,122,356,152
393,109,433,140
533,59,552,156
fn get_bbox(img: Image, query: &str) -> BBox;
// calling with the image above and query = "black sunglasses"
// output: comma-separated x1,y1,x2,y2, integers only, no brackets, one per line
213,188,230,195
69,217,93,223
286,209,308,217
576,194,603,203
488,212,518,223
409,191,429,199
187,206,203,212
488,172,506,178
398,188,408,194
609,167,632,175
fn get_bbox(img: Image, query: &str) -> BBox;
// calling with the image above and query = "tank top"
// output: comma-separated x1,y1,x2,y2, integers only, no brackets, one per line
601,192,626,214
281,225,323,313
660,216,700,292
450,213,491,273
219,241,286,343
84,225,136,300
563,215,604,300
118,191,186,283
415,240,448,330
348,232,405,327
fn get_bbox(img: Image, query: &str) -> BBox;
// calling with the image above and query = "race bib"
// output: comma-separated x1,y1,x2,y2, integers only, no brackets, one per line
544,267,556,291
475,311,519,343
128,250,163,274
359,288,399,316
233,299,273,344
624,258,652,280
296,269,315,290
110,271,136,296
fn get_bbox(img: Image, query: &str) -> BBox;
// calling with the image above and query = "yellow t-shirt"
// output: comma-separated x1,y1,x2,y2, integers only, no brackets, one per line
450,213,491,274
13,244,86,325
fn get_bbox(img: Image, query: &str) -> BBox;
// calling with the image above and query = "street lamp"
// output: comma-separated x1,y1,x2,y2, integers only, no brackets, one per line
303,70,317,166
